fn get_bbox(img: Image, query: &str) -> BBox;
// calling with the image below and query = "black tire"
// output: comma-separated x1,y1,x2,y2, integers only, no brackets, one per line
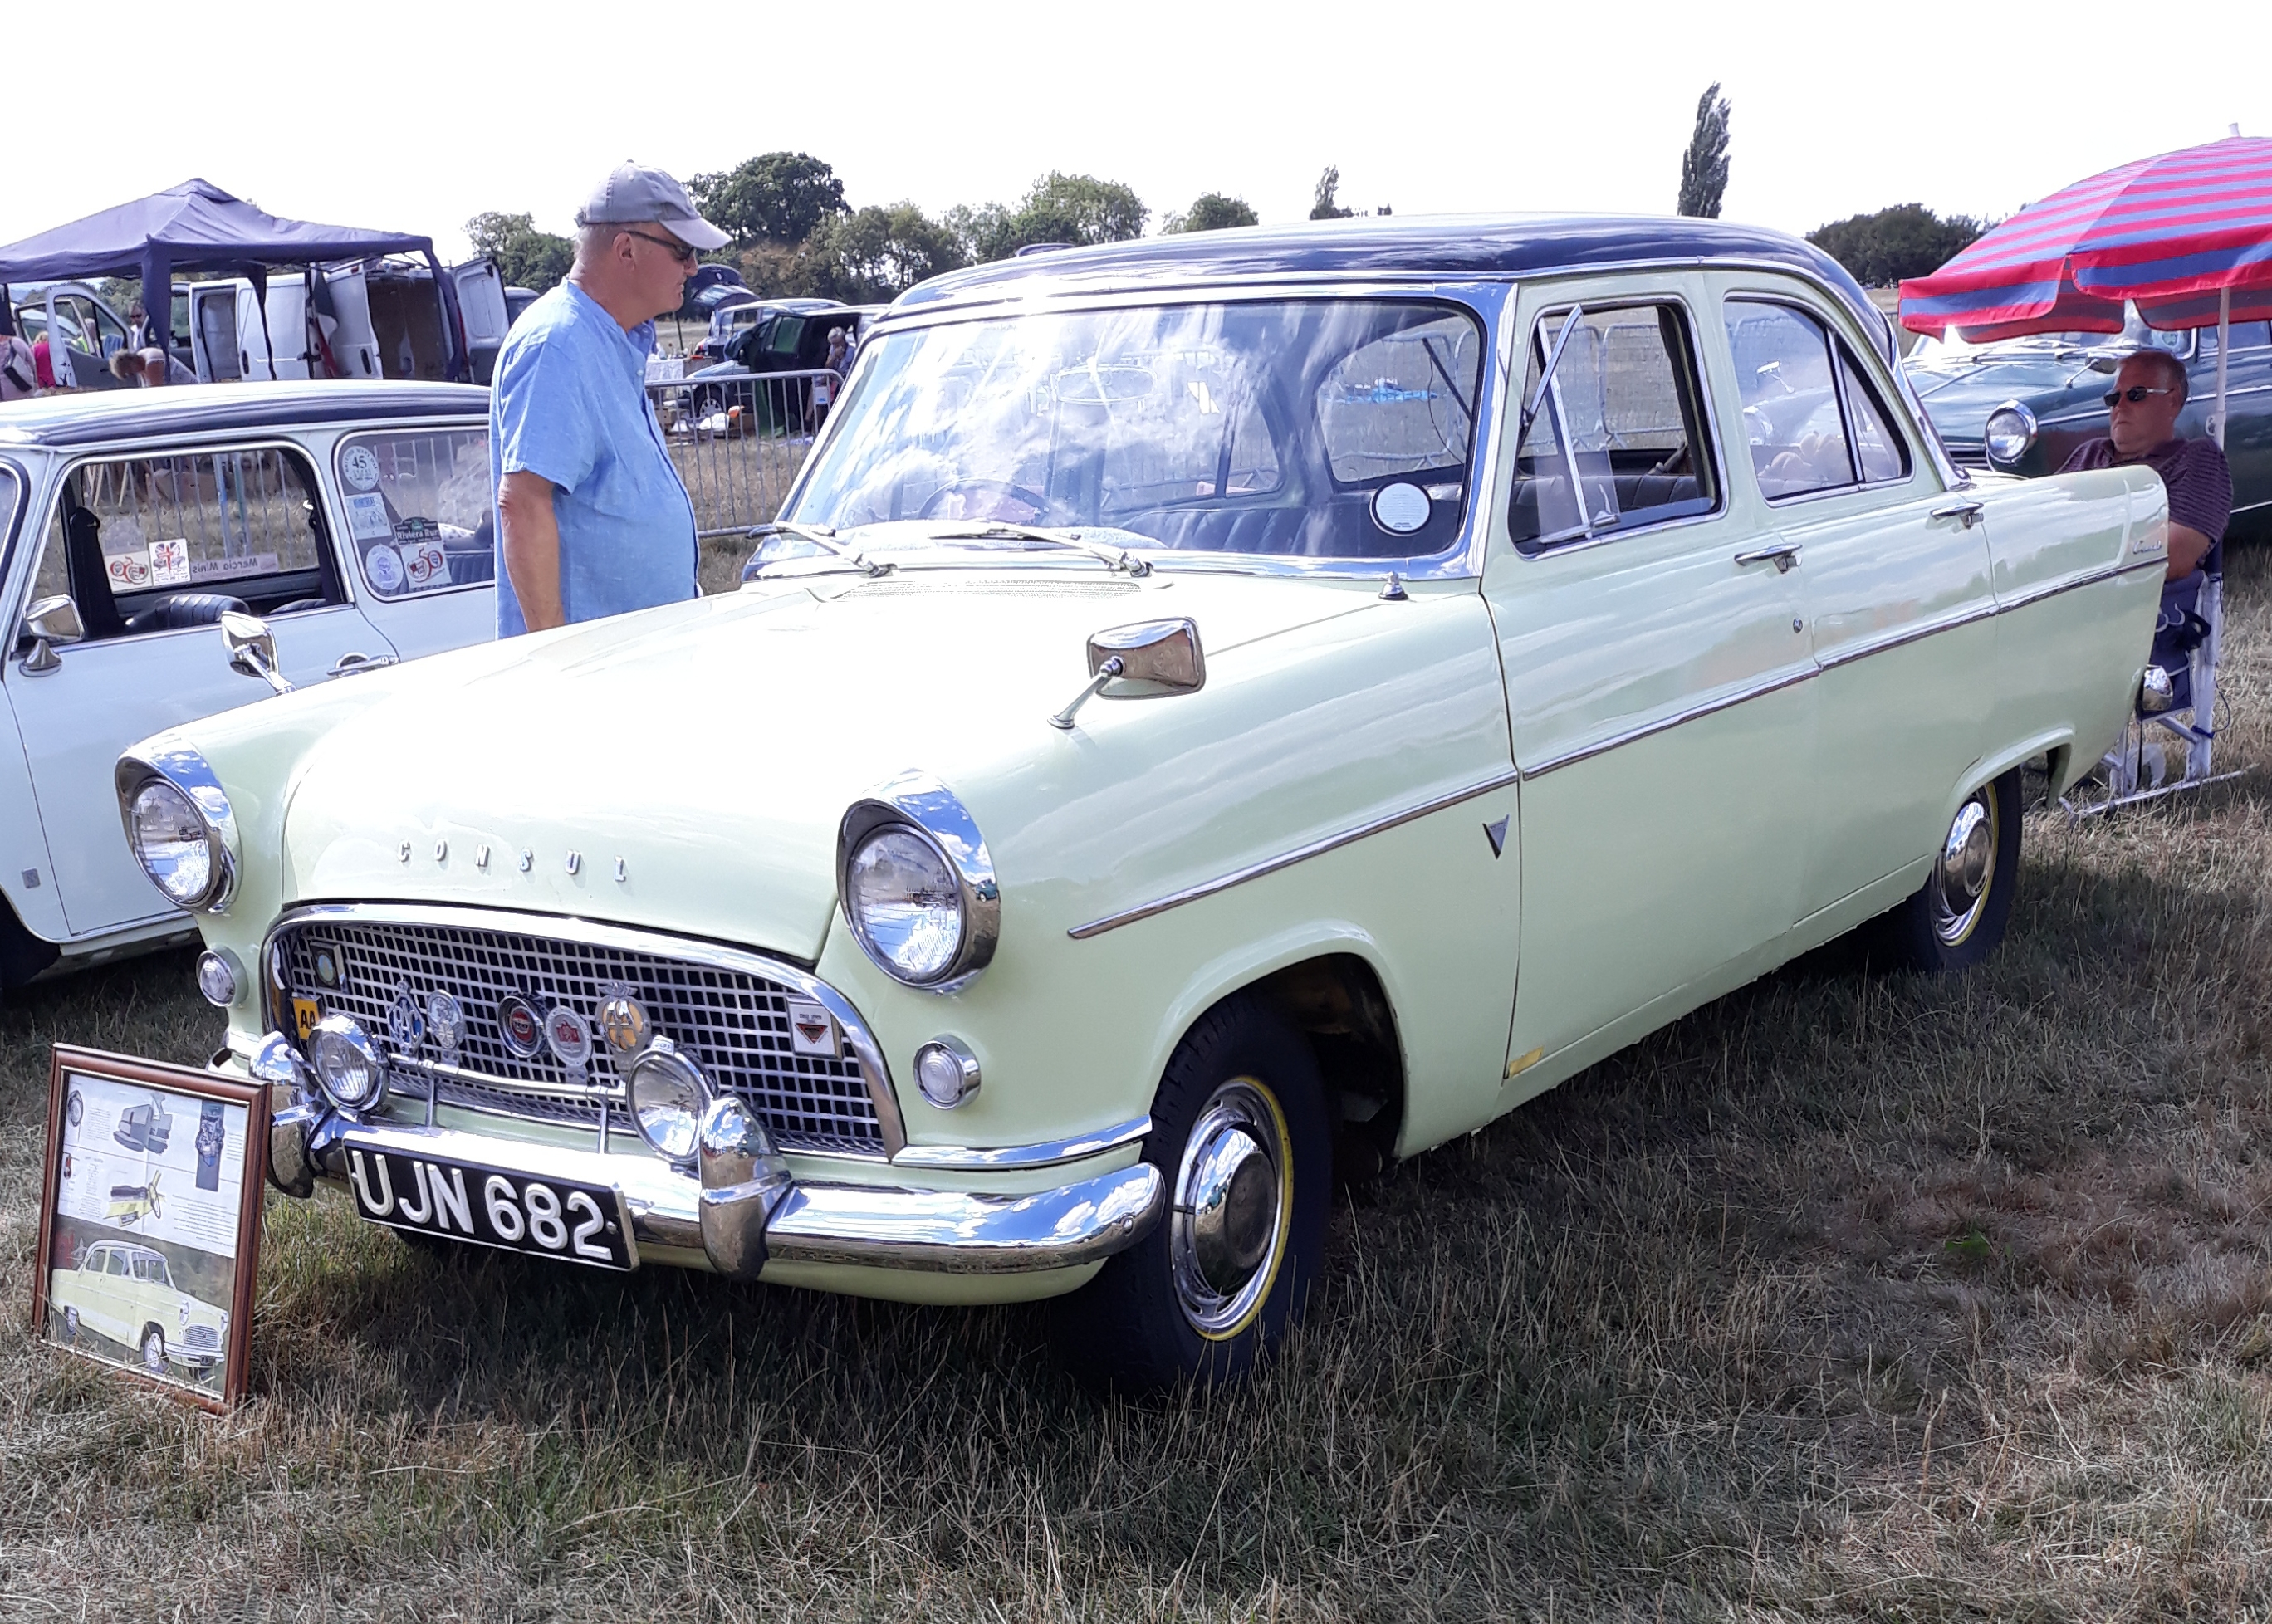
1864,769,2022,973
61,1306,80,1343
1053,991,1330,1394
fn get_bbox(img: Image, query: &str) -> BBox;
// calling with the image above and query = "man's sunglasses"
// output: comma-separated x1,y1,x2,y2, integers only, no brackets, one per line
622,227,700,267
2103,385,2176,405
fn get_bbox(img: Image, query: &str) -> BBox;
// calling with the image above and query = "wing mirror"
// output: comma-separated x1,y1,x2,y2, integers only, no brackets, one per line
219,610,293,696
18,594,86,674
1049,618,1206,730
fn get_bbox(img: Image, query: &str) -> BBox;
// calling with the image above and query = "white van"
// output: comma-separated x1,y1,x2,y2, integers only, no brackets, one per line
233,257,508,384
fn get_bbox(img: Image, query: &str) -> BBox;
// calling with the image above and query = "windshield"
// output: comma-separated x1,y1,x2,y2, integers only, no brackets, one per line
782,300,1485,564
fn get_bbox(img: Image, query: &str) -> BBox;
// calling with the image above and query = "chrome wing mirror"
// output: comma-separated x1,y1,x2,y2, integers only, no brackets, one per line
219,610,294,696
1049,618,1205,730
17,594,85,675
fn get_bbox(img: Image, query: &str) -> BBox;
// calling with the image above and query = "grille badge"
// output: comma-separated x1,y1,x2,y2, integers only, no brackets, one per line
546,1006,594,1073
598,994,649,1059
388,983,427,1054
426,992,464,1064
497,993,545,1059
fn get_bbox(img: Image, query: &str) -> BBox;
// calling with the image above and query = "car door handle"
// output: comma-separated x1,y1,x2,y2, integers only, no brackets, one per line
1931,498,1985,528
1733,542,1802,573
326,651,398,678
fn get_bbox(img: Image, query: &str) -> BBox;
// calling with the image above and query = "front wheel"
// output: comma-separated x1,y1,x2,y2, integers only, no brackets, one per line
1864,769,2022,973
1054,992,1329,1394
141,1327,168,1374
61,1306,80,1343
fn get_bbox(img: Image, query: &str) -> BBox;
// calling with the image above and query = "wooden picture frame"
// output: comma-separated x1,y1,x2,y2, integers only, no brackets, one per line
30,1045,270,1411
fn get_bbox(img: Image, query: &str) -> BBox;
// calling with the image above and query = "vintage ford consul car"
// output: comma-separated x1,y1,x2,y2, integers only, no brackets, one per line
115,218,2167,1390
0,382,497,996
49,1239,229,1376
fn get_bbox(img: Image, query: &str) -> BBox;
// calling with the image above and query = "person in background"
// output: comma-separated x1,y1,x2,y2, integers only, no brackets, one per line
490,160,728,636
2061,347,2234,718
125,301,154,351
0,317,35,403
30,332,56,389
2059,348,2230,584
110,346,196,387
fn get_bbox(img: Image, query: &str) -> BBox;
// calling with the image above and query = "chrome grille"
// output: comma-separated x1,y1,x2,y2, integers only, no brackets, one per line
181,1324,220,1350
272,917,884,1154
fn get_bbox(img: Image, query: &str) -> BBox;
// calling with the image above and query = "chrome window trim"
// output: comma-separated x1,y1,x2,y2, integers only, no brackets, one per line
1069,554,2165,940
112,738,240,913
262,901,908,1156
785,286,1515,585
1505,287,1732,560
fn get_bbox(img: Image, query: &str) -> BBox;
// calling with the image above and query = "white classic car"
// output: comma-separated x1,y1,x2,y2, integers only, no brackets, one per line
1,382,495,994
114,218,2166,1391
48,1238,228,1375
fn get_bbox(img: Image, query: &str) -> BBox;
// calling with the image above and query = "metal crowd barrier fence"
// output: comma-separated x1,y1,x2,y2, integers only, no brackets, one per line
644,366,843,539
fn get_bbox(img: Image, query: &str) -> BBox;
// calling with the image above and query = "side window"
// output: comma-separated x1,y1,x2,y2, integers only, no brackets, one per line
105,1250,129,1276
1837,341,1912,484
1725,301,1854,500
132,1255,165,1284
1510,301,1720,551
2201,320,2272,355
335,428,493,599
27,445,340,641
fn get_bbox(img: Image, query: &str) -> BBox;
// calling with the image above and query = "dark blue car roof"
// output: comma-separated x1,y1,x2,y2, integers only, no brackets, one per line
0,380,488,448
899,213,1891,354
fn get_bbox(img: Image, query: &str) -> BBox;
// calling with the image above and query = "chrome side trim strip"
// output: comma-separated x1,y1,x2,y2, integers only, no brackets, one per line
891,1115,1152,1170
265,901,907,1156
1069,551,2163,942
1520,663,1818,780
1065,769,1523,939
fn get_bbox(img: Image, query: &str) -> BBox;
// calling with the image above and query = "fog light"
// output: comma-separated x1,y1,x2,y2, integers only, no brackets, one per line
309,1015,384,1111
195,948,242,1008
913,1038,981,1108
629,1038,710,1165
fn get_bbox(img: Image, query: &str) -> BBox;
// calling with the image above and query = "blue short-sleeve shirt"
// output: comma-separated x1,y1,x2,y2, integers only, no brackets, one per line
489,283,698,636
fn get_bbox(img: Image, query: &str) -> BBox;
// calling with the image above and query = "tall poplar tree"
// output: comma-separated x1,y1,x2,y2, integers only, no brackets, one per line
1677,84,1731,219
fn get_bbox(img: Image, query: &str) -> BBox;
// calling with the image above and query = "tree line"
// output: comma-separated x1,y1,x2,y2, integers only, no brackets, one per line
464,157,1360,306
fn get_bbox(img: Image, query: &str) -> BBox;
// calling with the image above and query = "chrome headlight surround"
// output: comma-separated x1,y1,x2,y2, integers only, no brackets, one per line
1983,400,2039,466
628,1037,711,1167
836,771,1000,991
113,741,242,914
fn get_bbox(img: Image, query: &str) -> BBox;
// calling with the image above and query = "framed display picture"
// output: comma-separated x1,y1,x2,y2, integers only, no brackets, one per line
30,1046,270,1410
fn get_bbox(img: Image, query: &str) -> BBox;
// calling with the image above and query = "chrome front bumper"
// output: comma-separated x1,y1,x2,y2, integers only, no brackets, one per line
270,1098,1164,1279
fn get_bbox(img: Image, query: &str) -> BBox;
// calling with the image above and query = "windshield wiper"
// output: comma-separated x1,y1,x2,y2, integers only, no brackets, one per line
742,521,891,579
924,522,1153,577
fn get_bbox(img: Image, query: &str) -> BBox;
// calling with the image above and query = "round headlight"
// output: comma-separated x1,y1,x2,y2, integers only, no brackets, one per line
1983,403,2037,465
309,1015,384,1111
127,778,215,907
845,824,964,984
628,1039,709,1164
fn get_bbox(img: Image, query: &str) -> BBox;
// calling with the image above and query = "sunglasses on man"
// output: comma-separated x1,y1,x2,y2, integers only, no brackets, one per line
622,228,700,268
2103,385,2176,405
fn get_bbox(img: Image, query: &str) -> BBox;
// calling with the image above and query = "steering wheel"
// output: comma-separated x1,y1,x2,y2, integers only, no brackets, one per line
917,480,1066,526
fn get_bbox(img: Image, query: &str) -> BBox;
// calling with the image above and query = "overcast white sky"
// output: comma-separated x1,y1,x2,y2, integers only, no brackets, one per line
6,0,2265,267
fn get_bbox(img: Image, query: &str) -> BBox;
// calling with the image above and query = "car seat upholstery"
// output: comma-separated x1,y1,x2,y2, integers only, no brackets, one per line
61,508,128,638
120,594,251,635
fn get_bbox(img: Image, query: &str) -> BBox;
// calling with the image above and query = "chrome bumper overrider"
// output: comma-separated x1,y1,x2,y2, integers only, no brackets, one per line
272,1099,1163,1279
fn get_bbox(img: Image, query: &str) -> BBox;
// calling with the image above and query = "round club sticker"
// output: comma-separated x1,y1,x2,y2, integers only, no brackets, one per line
341,444,381,491
497,993,545,1059
546,1006,594,1068
364,543,405,594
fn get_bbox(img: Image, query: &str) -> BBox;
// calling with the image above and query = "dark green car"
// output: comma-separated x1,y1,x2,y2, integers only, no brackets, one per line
1906,313,2271,539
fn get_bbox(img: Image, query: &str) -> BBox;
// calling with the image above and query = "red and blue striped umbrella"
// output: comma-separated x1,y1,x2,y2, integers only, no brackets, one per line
1899,135,2272,341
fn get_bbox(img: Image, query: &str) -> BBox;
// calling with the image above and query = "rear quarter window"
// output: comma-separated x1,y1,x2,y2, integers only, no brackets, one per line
335,428,493,599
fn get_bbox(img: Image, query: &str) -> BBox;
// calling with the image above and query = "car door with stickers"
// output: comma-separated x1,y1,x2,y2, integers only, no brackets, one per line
4,443,399,938
331,427,497,658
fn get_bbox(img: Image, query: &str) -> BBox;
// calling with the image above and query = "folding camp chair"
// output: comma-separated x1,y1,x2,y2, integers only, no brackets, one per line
2064,567,2248,816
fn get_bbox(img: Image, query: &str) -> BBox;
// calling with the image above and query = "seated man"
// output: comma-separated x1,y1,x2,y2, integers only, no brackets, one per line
2060,346,2233,712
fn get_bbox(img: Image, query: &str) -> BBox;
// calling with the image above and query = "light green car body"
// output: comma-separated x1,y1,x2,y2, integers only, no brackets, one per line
144,256,2166,1307
49,1240,228,1371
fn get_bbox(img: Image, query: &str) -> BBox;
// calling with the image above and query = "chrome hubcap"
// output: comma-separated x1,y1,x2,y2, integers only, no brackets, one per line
1931,793,1997,945
143,1333,164,1373
1169,1079,1289,1339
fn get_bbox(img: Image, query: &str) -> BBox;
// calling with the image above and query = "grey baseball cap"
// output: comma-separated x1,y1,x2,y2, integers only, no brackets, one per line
575,160,731,251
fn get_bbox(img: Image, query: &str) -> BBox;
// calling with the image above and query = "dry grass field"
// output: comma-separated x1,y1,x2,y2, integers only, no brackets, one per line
7,554,2272,1620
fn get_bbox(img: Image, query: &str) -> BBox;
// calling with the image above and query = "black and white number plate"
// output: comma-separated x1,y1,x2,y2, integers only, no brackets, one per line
345,1147,638,1270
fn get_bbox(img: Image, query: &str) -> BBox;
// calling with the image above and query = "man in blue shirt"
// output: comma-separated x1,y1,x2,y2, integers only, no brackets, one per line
491,161,730,635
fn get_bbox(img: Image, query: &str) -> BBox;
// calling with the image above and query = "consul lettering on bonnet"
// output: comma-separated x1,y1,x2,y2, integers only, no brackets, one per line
111,216,2166,1392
